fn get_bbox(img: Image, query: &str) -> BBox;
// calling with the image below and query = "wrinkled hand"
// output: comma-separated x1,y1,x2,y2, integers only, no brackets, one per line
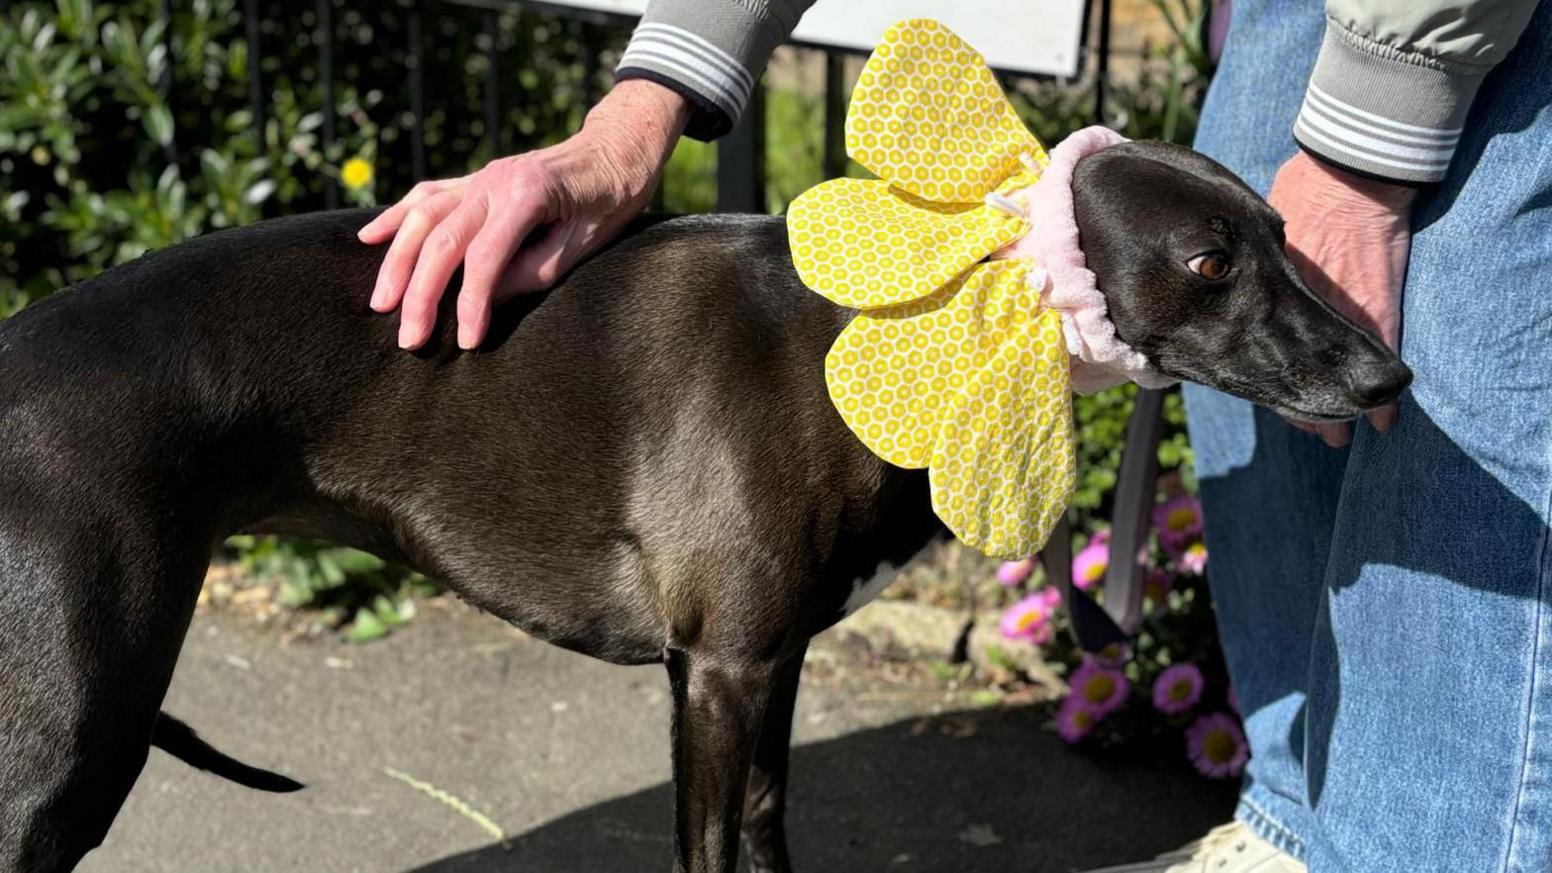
1267,150,1417,447
358,80,690,350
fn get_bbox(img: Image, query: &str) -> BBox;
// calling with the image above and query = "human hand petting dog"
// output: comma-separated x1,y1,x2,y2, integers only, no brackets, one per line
358,79,690,350
1268,150,1417,447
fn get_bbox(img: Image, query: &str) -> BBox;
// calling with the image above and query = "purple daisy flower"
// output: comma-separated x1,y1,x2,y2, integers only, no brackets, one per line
1153,494,1204,550
1071,540,1109,592
996,556,1035,587
1055,697,1096,743
999,591,1055,645
1152,662,1205,715
1186,712,1249,779
1144,568,1172,603
1069,658,1129,718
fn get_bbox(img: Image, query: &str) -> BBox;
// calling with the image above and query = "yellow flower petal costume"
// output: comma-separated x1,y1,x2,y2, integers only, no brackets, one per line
788,18,1077,558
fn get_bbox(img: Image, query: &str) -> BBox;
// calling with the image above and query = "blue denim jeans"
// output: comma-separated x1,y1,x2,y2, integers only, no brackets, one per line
1186,3,1552,871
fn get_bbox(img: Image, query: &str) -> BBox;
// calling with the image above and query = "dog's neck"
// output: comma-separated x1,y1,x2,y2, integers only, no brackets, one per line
992,126,1174,394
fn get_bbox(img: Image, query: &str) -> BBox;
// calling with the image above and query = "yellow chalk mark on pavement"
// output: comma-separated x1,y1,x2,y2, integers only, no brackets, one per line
383,766,509,848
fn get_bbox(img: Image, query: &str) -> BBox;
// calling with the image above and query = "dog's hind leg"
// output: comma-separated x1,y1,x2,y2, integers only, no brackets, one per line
0,495,208,873
666,648,786,873
739,645,806,873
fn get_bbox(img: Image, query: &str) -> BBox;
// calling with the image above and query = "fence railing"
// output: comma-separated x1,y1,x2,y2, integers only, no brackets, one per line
230,0,1124,210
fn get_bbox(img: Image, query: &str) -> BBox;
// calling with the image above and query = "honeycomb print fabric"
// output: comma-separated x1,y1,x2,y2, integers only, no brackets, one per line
787,18,1077,558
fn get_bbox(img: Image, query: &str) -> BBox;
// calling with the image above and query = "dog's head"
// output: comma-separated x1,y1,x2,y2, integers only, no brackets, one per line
1072,140,1410,421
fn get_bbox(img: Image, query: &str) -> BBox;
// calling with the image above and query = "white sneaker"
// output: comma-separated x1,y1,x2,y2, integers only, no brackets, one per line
1080,821,1306,872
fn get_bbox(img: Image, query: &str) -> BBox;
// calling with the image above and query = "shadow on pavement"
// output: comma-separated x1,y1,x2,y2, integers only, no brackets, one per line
406,704,1236,873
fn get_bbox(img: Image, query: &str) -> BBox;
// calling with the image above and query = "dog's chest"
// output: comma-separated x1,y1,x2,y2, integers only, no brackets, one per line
840,543,934,616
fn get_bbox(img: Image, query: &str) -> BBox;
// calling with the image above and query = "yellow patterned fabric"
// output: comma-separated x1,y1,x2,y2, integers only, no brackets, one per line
787,18,1077,558
845,20,1048,204
787,179,1024,309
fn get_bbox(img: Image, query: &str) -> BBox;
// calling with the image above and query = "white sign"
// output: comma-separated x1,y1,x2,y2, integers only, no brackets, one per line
793,1,1087,78
517,0,1090,78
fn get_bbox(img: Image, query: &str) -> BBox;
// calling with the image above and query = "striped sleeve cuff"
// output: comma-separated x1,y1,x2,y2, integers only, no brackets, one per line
617,22,755,140
615,1,804,141
1293,22,1485,184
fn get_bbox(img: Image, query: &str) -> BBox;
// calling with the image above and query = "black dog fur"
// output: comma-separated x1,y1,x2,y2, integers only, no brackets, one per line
0,141,1408,873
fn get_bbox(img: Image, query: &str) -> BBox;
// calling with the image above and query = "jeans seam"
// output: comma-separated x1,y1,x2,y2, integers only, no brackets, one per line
1503,489,1552,872
1238,794,1307,859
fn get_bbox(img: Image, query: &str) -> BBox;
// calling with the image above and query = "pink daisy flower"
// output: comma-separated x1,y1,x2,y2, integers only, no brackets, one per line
1175,540,1209,575
1091,528,1112,545
1071,539,1109,591
997,556,1035,587
999,591,1056,644
1068,658,1130,718
1153,494,1204,550
1055,697,1096,743
1152,662,1205,715
1186,712,1249,779
1144,568,1172,603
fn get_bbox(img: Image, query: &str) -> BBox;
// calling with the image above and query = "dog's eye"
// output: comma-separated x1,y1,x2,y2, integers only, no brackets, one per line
1187,252,1231,281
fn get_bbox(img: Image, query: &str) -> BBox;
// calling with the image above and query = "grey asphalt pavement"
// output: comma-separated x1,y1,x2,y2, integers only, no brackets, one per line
79,602,1233,873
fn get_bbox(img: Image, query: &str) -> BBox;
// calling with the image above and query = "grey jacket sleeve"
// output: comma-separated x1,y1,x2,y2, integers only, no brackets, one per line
1295,0,1541,183
615,0,816,140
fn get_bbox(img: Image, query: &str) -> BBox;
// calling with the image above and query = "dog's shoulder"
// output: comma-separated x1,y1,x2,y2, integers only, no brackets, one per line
608,213,788,261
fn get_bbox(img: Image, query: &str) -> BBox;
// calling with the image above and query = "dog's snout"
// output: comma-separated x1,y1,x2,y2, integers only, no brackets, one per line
1346,359,1413,408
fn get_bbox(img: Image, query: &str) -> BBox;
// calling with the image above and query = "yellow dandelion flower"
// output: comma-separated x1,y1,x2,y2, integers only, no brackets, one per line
341,157,373,190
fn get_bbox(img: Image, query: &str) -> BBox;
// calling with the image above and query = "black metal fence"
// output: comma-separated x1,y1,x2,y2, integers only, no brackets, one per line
227,0,1119,211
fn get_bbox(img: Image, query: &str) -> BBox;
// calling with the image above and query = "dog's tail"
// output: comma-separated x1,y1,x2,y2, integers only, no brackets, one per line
152,712,305,793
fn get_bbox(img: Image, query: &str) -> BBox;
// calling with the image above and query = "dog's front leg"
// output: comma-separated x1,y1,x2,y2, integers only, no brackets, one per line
666,649,782,873
739,646,805,873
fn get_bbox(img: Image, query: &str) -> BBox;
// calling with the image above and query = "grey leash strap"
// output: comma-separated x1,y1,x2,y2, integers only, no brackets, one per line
1043,387,1165,653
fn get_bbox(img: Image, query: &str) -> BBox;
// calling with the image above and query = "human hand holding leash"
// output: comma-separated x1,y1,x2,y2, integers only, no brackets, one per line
358,79,691,350
1268,151,1416,447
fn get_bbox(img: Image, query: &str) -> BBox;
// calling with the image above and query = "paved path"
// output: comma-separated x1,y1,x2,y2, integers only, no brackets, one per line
81,602,1233,872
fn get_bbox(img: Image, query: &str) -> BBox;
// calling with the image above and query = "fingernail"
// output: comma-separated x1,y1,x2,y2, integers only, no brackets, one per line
369,285,385,311
458,325,477,350
398,328,416,350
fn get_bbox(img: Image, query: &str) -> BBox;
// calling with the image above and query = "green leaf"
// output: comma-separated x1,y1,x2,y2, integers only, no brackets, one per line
144,102,173,146
316,553,346,587
199,147,229,178
243,178,275,205
346,607,389,643
968,689,1003,708
372,595,404,626
331,549,385,575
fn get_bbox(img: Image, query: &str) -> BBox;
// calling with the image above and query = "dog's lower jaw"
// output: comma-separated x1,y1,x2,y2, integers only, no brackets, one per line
1145,357,1380,427
1272,405,1361,425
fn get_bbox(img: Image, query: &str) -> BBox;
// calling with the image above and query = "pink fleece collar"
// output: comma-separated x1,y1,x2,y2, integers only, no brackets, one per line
991,126,1176,394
